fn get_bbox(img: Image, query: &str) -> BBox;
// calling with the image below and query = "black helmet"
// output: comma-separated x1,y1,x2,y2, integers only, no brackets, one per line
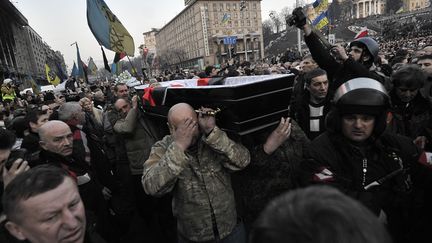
326,78,389,136
350,37,379,61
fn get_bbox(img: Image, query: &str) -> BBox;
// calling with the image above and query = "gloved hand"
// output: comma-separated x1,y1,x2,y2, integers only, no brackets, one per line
287,7,307,28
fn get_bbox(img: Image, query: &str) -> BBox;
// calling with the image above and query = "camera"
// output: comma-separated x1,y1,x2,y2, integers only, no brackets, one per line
286,15,297,27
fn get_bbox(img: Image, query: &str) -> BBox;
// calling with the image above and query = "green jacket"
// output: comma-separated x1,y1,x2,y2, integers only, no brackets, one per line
142,127,250,241
113,107,162,175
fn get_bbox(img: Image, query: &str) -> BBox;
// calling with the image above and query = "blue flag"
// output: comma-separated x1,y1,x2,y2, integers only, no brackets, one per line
87,0,135,56
74,43,87,83
71,62,79,77
111,63,117,75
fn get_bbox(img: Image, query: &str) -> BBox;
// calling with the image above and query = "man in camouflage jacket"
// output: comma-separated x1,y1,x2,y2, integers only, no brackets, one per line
142,103,250,242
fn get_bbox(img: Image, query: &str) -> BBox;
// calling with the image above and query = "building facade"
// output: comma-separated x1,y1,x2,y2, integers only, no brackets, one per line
0,0,65,85
351,0,386,18
155,0,264,70
143,28,158,54
403,0,430,11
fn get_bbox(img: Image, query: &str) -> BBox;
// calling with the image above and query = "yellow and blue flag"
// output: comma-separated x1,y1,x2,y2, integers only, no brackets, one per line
74,43,86,82
27,75,40,94
221,13,231,24
312,0,329,13
87,0,135,56
45,64,61,86
312,11,329,30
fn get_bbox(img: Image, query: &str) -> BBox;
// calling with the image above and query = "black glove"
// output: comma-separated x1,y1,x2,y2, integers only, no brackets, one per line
287,7,307,28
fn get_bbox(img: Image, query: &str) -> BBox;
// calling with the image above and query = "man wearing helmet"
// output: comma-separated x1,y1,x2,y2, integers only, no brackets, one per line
289,8,388,91
296,78,432,243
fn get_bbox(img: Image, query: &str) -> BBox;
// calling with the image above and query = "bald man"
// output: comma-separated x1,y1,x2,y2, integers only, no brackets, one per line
142,103,250,243
38,121,116,242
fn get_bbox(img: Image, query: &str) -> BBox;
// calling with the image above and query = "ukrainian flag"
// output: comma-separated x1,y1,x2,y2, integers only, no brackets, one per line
87,0,135,56
221,13,231,24
312,0,329,13
45,64,61,86
312,11,329,30
27,75,40,94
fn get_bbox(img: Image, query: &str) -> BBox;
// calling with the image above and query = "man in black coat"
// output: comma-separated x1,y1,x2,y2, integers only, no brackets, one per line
290,8,388,91
38,120,118,242
297,78,432,243
290,68,332,140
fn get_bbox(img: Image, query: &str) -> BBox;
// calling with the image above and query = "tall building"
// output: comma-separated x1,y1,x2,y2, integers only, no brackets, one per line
143,28,159,54
155,0,264,70
0,0,65,84
351,0,386,18
403,0,430,11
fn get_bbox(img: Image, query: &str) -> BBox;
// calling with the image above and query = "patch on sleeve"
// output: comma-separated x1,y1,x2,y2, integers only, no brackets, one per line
418,151,432,169
313,167,334,182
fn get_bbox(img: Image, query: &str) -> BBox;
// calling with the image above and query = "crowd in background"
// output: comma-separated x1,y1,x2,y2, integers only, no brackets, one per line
1,9,432,243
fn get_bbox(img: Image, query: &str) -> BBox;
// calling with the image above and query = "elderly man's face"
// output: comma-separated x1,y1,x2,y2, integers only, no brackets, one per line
40,124,73,157
6,177,86,243
115,99,131,117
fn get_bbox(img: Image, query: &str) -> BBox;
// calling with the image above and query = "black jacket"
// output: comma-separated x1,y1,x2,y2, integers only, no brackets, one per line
388,91,432,140
304,31,387,91
289,89,332,140
298,131,432,242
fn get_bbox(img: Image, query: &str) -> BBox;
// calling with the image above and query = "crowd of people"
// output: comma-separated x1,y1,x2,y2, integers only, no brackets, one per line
1,7,432,243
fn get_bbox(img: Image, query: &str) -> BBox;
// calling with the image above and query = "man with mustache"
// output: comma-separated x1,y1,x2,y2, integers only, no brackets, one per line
297,78,432,242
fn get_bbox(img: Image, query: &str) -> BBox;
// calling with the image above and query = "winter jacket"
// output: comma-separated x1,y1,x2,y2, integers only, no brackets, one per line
113,107,163,175
142,127,250,242
304,31,387,91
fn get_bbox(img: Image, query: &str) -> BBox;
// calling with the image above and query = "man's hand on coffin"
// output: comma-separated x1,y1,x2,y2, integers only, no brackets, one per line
132,95,138,109
263,117,292,155
197,107,216,135
173,117,199,151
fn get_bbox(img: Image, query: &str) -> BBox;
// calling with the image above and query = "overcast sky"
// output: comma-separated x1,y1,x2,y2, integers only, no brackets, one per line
14,0,300,72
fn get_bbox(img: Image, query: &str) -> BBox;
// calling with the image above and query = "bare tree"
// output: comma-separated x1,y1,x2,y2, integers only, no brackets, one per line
279,7,293,31
269,10,282,34
262,19,273,46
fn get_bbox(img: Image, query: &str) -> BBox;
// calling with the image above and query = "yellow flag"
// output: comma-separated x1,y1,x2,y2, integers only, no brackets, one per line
45,64,61,86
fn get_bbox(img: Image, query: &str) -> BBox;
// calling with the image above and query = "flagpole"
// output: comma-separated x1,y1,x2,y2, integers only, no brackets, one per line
125,55,138,78
70,42,88,85
296,0,302,55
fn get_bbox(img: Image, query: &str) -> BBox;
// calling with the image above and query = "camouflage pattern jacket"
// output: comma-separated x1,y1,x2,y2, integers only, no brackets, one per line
142,126,250,242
